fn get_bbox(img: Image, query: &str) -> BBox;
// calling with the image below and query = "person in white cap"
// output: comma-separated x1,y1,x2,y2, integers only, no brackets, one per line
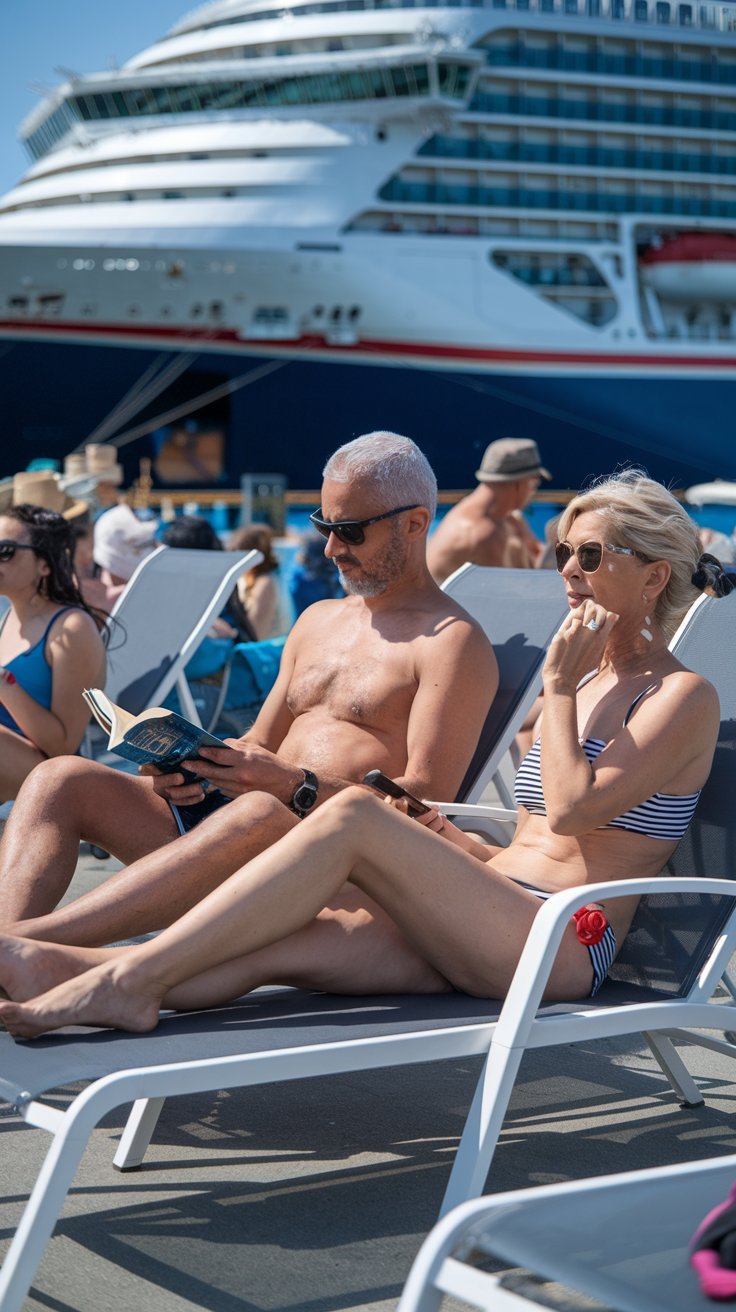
427,437,551,584
81,504,159,611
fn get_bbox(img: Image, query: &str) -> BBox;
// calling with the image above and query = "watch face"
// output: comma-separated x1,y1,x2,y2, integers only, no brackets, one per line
294,784,317,812
292,769,318,816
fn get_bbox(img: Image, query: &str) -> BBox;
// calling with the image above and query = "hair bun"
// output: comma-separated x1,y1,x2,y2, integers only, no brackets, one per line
692,552,736,598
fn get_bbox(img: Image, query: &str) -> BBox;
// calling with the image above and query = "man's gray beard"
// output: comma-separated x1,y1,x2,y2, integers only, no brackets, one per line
337,570,388,598
336,522,409,597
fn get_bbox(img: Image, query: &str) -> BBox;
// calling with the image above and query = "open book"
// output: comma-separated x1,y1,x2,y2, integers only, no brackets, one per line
83,688,225,776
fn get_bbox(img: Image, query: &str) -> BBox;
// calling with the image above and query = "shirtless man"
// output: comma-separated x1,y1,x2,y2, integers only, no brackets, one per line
0,431,498,948
428,438,551,585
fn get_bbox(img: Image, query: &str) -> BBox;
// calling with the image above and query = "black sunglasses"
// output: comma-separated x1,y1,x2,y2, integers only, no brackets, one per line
309,504,420,546
0,541,36,563
555,540,649,574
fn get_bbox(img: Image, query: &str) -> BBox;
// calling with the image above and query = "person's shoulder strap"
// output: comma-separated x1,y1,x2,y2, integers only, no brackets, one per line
623,682,658,727
40,605,76,643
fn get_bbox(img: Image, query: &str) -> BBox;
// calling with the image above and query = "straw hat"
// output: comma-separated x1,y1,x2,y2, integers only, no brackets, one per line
84,444,124,485
61,444,124,489
12,471,88,520
475,438,552,484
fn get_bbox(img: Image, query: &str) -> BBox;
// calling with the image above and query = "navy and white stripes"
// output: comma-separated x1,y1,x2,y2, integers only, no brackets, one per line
514,737,701,841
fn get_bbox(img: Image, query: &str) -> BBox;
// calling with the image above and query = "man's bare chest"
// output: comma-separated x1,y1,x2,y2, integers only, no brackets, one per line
287,634,418,726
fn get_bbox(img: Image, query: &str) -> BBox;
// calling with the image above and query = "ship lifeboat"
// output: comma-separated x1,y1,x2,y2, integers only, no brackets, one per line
685,480,736,508
639,233,736,303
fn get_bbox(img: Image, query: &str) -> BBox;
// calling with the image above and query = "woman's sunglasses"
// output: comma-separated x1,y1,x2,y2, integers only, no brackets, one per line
555,540,649,574
309,504,420,546
0,541,36,563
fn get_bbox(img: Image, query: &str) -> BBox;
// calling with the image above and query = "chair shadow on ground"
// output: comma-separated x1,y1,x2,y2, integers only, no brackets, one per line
6,1038,736,1312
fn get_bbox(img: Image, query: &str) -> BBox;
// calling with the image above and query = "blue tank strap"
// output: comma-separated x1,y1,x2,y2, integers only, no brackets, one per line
39,606,75,645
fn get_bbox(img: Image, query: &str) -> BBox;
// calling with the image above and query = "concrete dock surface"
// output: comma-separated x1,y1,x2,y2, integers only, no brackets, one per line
1,846,736,1312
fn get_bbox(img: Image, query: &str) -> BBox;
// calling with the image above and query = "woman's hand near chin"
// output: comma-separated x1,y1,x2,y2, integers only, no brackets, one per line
543,602,619,694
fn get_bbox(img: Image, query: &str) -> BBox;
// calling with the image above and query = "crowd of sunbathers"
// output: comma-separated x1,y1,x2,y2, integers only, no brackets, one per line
0,429,731,1040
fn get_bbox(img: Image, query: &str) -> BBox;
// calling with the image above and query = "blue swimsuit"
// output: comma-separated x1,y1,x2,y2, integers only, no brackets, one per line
512,685,702,995
0,608,74,740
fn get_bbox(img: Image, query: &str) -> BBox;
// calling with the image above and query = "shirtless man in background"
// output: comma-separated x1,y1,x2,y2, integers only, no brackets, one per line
428,438,551,585
0,431,498,949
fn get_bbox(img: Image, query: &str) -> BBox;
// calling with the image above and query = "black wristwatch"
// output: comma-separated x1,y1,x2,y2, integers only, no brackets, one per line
290,768,319,818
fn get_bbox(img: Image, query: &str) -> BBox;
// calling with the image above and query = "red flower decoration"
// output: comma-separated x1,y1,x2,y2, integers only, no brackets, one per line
573,903,609,946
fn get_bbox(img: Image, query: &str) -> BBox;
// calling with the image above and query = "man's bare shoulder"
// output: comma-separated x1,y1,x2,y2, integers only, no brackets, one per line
408,586,497,667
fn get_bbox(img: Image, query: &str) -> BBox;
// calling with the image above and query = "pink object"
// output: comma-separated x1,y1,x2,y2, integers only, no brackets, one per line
691,1183,736,1300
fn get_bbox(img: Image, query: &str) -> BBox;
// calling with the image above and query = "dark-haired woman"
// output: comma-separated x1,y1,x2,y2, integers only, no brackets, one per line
0,504,107,802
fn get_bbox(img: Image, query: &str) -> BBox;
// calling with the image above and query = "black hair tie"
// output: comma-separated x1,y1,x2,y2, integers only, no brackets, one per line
692,552,736,598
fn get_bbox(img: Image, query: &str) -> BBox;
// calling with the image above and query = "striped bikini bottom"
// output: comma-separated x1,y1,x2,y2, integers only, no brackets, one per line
513,881,617,997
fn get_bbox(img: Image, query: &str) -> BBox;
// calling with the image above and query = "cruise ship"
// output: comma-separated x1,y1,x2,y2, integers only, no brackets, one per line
0,0,735,491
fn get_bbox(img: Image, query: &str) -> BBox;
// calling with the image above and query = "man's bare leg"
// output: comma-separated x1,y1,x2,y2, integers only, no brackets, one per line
0,934,116,1001
0,756,178,925
9,788,301,948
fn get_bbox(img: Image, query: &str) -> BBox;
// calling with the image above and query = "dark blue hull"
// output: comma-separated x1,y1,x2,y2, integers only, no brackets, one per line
1,335,732,492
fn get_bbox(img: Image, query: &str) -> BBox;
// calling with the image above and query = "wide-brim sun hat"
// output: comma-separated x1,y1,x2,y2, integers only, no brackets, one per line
11,470,88,520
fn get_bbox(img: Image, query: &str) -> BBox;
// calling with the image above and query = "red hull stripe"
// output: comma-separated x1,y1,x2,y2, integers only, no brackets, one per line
1,318,736,369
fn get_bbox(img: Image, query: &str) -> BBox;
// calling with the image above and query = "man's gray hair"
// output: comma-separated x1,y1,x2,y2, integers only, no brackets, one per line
323,431,437,520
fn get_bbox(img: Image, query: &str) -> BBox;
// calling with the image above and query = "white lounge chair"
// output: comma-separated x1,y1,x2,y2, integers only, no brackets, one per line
99,543,262,727
398,1152,736,1312
441,565,567,812
0,590,735,1312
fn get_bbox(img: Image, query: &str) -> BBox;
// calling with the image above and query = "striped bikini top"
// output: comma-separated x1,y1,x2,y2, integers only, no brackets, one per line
513,684,702,842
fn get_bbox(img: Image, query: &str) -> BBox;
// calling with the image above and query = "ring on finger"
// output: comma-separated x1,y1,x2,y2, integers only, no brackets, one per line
585,618,602,632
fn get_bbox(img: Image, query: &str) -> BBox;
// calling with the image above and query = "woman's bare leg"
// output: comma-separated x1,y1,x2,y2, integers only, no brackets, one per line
0,789,560,1038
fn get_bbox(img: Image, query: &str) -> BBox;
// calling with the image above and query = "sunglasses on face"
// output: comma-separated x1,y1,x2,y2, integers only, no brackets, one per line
309,503,420,546
0,541,36,563
555,540,649,574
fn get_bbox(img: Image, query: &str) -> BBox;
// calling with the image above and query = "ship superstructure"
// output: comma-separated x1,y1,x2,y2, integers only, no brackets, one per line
0,0,735,488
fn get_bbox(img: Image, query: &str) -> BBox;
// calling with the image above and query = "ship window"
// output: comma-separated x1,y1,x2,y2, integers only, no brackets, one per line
656,0,670,18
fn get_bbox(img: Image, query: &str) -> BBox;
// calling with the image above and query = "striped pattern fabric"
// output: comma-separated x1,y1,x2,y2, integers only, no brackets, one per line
514,737,701,841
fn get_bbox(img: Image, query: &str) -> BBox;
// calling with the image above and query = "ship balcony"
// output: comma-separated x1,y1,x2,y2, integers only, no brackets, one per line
378,177,736,220
470,92,736,135
417,136,736,179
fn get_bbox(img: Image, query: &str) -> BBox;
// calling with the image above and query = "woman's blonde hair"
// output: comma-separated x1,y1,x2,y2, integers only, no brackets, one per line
556,469,701,640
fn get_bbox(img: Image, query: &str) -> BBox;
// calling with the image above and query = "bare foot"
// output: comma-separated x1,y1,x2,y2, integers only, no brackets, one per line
0,933,110,1003
0,961,163,1038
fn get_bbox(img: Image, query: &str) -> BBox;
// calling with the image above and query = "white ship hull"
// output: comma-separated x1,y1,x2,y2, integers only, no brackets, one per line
1,0,735,487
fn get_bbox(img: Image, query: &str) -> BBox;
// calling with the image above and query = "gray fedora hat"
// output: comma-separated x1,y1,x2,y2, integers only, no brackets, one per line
476,438,552,483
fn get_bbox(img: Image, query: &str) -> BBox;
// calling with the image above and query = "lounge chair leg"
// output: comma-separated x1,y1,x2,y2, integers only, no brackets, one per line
439,1041,523,1218
0,1118,90,1312
398,1199,490,1312
644,1032,704,1107
113,1097,166,1170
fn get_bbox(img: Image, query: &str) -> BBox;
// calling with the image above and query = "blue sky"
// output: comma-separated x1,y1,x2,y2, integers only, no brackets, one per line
0,0,191,195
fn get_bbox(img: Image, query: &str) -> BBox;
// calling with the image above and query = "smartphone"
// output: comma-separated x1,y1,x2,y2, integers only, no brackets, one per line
362,769,431,818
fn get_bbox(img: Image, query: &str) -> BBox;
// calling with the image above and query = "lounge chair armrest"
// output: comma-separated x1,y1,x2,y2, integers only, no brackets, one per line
496,876,736,1047
435,801,518,824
